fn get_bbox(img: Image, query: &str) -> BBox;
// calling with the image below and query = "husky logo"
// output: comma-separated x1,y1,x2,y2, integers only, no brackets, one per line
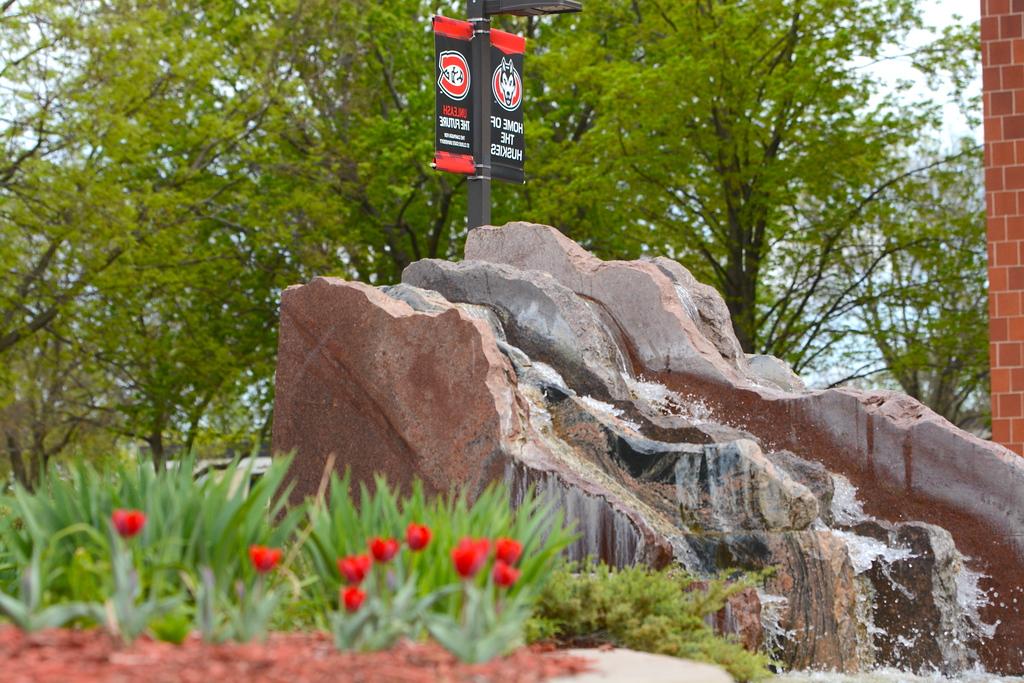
438,51,470,101
492,57,522,112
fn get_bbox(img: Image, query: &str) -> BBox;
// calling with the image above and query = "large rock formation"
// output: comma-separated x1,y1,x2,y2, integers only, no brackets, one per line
273,223,1024,675
466,223,1024,673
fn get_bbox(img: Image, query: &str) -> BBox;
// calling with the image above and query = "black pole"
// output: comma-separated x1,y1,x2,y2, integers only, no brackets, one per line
468,0,491,229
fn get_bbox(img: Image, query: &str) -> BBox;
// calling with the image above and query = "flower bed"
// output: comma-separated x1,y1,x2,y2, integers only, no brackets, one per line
0,456,772,682
0,457,575,660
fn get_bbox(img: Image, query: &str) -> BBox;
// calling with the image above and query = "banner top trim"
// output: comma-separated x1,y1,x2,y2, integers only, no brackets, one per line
433,15,473,41
491,29,526,55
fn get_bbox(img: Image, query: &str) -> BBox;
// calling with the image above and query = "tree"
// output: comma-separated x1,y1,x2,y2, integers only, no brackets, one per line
847,142,989,430
0,0,989,466
519,0,979,375
0,0,314,468
0,0,135,361
245,0,473,284
0,334,104,489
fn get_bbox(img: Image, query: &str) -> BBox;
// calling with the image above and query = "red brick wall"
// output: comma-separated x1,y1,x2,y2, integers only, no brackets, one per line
984,0,1024,454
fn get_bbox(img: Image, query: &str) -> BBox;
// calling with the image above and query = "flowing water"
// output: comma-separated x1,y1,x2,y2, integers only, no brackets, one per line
775,477,1011,683
505,346,1018,682
777,671,1024,682
577,394,642,431
829,474,997,643
622,372,716,424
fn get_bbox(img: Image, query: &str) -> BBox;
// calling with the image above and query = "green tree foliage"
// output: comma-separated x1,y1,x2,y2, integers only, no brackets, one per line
522,0,978,364
1,0,321,476
0,335,102,488
257,0,471,283
0,0,988,477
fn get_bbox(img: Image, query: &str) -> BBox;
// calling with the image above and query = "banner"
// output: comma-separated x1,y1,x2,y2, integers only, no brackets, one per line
433,16,475,175
489,29,526,184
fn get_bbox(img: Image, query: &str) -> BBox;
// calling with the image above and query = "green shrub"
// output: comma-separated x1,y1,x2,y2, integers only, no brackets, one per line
526,561,772,682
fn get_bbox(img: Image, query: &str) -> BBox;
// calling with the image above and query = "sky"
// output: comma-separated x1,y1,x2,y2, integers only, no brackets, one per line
873,0,982,143
929,0,982,140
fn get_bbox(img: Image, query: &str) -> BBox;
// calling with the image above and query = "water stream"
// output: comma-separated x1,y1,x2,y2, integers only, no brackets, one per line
498,333,1014,681
773,476,1006,682
778,671,1024,682
622,372,716,424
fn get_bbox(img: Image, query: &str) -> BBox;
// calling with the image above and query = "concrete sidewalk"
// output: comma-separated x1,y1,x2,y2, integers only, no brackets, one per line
548,648,734,683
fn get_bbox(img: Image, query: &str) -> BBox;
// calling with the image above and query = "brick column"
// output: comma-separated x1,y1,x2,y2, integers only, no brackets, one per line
983,0,1024,455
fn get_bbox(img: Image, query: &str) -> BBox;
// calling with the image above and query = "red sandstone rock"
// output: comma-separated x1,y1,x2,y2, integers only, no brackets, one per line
691,582,764,653
683,529,861,672
402,258,631,401
720,587,764,654
272,277,673,568
272,226,1024,674
648,256,747,368
272,277,523,500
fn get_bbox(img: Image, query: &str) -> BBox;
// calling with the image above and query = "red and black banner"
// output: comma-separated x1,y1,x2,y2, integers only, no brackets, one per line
433,17,526,183
433,16,475,175
489,29,526,184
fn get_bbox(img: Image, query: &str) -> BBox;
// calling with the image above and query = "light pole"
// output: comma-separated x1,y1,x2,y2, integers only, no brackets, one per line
465,0,582,230
467,0,492,229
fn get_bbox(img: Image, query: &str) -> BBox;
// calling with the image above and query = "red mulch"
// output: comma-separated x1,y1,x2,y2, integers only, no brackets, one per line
0,627,593,683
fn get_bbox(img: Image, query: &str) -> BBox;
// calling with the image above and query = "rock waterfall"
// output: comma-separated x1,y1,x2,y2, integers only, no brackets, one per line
272,223,1024,675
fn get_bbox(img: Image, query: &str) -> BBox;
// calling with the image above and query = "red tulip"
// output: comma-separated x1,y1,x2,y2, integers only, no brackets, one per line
406,523,431,551
493,560,521,588
342,586,366,613
494,537,523,565
111,509,146,539
337,554,372,584
451,537,490,579
248,545,283,573
369,537,400,562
